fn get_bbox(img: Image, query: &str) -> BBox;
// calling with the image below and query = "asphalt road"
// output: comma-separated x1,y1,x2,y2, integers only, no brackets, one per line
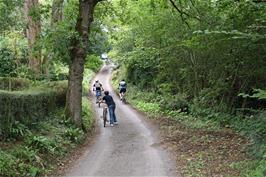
65,65,177,176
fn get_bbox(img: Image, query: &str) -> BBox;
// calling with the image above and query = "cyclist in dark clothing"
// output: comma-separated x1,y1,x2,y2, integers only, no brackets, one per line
118,79,127,101
102,91,117,126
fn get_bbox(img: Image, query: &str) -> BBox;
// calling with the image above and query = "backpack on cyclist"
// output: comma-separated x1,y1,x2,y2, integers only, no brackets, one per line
119,81,126,88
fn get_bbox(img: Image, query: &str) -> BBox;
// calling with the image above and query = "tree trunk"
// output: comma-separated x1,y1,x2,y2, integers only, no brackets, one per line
65,0,101,127
24,0,41,75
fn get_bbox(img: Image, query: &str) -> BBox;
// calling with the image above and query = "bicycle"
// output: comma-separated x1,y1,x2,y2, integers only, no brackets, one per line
102,106,108,127
120,92,126,104
95,89,103,107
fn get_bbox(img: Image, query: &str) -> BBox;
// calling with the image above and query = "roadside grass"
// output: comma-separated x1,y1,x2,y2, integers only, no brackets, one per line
111,74,264,177
82,97,95,131
0,97,95,177
125,84,221,131
0,109,74,176
82,69,94,95
183,152,205,177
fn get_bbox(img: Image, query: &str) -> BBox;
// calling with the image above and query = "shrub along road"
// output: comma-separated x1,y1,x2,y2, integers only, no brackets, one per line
64,65,178,176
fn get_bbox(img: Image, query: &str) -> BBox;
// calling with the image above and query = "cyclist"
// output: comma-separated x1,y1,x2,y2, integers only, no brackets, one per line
93,80,104,103
118,79,127,101
102,91,117,126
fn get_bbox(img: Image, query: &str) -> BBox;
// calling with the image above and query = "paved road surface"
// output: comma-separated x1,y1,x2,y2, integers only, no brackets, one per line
65,65,178,176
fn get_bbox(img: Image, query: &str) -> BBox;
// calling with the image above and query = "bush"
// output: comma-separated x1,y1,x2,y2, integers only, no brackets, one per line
0,106,93,177
64,127,84,143
0,150,17,176
232,111,266,158
192,87,229,112
85,54,103,72
82,69,94,95
0,77,30,91
0,90,56,138
0,48,16,77
25,135,62,155
11,146,39,164
82,97,95,131
0,148,42,177
48,64,69,81
11,146,43,176
159,94,188,112
36,81,68,106
8,121,31,140
135,101,161,118
51,72,68,81
15,65,35,79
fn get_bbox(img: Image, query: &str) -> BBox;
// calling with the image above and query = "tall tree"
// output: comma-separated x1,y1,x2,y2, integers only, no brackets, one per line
24,0,41,75
65,0,102,127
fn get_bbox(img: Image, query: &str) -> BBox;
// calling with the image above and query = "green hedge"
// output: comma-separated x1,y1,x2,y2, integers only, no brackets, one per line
0,81,67,138
0,77,30,91
35,81,67,107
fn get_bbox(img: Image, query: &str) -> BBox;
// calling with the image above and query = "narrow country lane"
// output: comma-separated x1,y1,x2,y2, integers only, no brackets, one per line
65,64,178,176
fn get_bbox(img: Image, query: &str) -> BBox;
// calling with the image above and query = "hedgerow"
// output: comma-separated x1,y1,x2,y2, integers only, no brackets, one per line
0,77,30,91
0,81,67,139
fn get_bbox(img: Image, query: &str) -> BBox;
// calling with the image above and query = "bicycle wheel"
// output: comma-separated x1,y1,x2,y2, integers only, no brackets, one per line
103,107,108,127
122,96,126,104
98,97,101,107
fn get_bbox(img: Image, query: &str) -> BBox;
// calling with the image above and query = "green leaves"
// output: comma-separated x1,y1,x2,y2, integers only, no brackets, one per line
0,0,24,34
252,89,266,100
64,127,84,143
85,55,103,72
0,48,16,77
239,89,266,100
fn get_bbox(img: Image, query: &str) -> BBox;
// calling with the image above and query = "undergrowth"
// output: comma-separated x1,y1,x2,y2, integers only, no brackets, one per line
0,97,95,177
112,73,266,177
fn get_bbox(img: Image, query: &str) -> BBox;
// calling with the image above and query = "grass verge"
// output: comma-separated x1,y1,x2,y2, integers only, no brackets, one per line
112,71,265,177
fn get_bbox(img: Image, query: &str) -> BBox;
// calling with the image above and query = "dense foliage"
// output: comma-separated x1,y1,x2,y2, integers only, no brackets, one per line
85,55,103,72
0,0,108,79
0,0,107,134
0,48,17,76
110,0,266,111
109,0,266,175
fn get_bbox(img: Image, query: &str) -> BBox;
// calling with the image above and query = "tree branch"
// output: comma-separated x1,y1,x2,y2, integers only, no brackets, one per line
170,0,202,20
169,0,191,28
189,0,201,17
